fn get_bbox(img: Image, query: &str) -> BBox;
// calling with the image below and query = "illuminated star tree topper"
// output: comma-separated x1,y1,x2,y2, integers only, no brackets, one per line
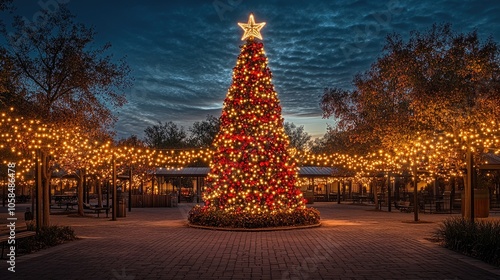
238,13,266,40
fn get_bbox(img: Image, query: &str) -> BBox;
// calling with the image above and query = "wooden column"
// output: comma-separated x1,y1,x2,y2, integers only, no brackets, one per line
112,155,117,221
128,168,132,212
387,173,392,212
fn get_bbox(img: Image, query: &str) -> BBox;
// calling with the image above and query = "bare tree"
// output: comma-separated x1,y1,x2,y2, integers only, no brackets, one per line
116,135,147,148
4,5,131,136
144,121,187,149
188,115,220,148
283,122,312,151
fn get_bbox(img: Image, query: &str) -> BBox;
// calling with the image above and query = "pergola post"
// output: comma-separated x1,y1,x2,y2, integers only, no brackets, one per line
112,155,117,221
337,181,341,204
387,172,391,212
128,168,132,212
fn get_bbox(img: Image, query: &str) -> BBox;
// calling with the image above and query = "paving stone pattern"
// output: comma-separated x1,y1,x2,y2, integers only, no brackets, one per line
1,203,500,280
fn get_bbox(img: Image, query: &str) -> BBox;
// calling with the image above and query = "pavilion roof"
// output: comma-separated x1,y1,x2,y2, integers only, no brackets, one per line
153,166,346,177
479,153,500,170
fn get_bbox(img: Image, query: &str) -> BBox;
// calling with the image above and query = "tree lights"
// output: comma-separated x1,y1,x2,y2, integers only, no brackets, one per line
3,20,500,226
2,108,499,186
202,14,306,216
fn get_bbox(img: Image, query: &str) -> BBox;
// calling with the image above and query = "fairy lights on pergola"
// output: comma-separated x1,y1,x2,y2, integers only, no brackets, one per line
2,109,499,184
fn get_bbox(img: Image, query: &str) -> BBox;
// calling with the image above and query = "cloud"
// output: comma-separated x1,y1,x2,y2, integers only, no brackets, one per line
13,0,500,140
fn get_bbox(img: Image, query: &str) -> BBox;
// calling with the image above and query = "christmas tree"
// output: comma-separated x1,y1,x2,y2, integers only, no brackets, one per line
202,14,306,215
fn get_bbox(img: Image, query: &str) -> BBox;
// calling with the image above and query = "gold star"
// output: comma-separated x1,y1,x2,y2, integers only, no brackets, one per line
238,13,266,41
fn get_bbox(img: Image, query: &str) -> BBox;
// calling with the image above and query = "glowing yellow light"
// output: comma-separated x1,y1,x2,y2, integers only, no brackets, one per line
238,13,266,41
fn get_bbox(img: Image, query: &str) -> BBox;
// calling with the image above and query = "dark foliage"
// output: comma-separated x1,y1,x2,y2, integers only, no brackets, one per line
18,225,77,254
435,217,500,267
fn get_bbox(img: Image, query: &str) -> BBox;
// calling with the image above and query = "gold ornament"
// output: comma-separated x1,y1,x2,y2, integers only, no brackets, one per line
238,13,266,41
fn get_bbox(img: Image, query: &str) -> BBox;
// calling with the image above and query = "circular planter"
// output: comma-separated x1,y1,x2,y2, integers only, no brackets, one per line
187,222,321,231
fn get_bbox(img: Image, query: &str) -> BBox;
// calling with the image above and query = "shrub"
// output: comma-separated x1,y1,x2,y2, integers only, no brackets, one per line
435,217,500,266
18,225,77,254
188,205,321,228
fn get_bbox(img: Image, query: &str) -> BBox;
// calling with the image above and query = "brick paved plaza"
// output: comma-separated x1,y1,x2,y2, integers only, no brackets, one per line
2,203,500,280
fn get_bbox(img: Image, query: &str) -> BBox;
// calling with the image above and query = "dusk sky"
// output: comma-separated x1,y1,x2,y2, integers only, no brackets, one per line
11,0,500,140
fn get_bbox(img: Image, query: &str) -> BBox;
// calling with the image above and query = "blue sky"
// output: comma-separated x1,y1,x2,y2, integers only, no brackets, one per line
10,0,500,139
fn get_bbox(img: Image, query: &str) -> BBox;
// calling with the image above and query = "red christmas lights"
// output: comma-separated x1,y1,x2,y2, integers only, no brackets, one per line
203,40,305,214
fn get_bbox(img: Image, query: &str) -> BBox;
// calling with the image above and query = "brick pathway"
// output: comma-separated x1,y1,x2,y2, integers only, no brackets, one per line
1,202,500,279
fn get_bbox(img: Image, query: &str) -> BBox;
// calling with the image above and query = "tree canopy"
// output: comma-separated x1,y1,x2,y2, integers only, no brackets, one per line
321,23,500,174
3,5,131,137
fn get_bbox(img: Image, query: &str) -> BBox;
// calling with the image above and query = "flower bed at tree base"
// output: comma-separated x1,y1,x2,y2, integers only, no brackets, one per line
188,205,321,229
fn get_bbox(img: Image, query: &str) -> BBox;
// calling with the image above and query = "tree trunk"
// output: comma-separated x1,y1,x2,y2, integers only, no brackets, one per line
76,169,86,216
450,177,456,211
464,148,474,222
413,164,419,221
35,150,43,230
373,179,379,210
41,151,51,227
97,179,103,207
42,174,51,226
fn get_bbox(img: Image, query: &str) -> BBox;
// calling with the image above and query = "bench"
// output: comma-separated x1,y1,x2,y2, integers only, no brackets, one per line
0,222,36,259
83,203,110,218
394,201,412,212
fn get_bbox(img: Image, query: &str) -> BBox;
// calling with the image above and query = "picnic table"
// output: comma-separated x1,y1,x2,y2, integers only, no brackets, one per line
65,202,78,211
83,203,110,218
53,195,77,208
352,195,367,204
